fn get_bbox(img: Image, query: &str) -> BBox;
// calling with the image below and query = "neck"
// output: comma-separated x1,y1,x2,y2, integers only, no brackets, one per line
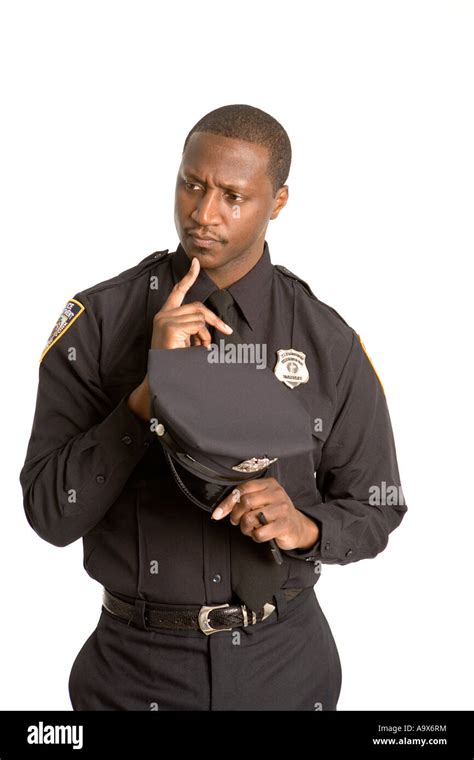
205,239,266,289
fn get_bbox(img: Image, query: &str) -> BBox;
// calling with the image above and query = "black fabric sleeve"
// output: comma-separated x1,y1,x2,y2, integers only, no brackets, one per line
283,330,407,564
19,292,156,547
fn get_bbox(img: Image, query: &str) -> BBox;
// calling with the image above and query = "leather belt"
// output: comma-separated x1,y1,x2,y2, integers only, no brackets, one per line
102,587,304,636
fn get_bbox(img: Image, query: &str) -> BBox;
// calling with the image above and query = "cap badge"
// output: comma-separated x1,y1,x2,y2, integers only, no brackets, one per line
232,456,278,473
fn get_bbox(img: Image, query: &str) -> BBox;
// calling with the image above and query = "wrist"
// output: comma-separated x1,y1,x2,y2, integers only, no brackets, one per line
296,511,320,550
127,378,151,422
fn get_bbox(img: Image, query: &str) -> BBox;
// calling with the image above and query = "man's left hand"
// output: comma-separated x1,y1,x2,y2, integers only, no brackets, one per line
211,477,319,551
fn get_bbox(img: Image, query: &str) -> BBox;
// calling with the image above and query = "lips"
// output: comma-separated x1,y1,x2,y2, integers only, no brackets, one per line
187,231,220,249
187,231,219,242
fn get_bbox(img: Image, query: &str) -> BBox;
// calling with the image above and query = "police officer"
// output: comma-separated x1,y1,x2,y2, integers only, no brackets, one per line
19,104,407,711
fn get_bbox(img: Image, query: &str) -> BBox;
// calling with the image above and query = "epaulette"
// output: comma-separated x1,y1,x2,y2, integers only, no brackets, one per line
137,248,171,268
75,249,171,299
274,264,318,300
40,249,172,363
274,263,352,329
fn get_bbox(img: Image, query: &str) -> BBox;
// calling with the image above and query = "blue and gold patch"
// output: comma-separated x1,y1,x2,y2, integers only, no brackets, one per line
40,298,85,363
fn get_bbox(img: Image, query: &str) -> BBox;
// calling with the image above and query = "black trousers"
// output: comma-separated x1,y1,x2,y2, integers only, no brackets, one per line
68,586,342,711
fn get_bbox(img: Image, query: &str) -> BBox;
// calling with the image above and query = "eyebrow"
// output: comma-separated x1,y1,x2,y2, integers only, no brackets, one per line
181,169,249,194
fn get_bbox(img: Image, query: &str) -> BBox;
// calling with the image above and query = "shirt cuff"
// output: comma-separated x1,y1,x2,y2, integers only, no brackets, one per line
283,504,357,564
91,391,157,461
62,392,157,519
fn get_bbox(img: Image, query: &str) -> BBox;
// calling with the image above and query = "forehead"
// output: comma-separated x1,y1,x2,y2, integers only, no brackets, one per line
181,132,270,189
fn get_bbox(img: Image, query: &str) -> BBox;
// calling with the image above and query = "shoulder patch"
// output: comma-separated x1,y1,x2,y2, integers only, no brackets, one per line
40,298,85,363
358,334,385,395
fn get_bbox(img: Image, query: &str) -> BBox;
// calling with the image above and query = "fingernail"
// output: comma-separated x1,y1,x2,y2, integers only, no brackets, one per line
224,324,233,333
212,508,223,520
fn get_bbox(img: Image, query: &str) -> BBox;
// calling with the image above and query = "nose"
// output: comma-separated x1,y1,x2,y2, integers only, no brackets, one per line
191,189,221,227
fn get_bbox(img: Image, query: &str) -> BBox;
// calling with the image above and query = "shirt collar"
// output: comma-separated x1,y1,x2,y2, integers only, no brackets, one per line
170,240,273,330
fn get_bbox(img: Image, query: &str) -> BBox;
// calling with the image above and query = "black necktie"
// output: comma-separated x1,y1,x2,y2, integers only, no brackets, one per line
205,289,241,345
205,289,287,612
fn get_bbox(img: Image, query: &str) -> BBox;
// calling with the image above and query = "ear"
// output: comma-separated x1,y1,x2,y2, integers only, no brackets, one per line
270,185,289,220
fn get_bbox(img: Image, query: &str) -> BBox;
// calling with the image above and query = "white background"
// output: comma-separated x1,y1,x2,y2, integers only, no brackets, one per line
1,0,472,710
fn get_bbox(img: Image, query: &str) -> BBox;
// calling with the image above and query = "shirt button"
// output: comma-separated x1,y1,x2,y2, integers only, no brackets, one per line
212,574,222,583
324,541,331,551
121,435,132,445
96,475,105,484
345,549,353,557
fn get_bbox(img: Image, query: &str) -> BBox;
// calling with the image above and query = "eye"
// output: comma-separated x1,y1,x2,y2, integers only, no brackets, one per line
225,192,244,202
184,181,201,191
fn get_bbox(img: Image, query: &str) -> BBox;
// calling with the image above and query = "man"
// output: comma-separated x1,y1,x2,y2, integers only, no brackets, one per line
20,104,407,711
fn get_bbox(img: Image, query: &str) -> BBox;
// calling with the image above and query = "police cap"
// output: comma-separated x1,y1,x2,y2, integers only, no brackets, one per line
147,346,314,511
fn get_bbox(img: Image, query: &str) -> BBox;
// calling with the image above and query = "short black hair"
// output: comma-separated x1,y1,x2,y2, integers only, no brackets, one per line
182,104,291,197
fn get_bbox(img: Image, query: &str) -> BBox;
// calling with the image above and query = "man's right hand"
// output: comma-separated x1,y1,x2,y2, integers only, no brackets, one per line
150,256,233,350
127,255,233,421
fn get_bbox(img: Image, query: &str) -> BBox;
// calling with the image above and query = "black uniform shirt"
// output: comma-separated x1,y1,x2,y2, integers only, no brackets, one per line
19,241,407,605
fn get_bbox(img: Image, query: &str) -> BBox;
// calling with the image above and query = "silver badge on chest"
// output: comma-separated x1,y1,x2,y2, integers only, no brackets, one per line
273,348,309,389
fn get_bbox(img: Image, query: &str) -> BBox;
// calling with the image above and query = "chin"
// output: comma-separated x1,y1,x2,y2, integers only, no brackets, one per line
190,250,223,266
182,243,223,263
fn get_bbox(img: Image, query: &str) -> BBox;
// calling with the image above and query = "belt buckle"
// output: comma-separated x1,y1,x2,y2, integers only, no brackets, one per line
198,603,232,635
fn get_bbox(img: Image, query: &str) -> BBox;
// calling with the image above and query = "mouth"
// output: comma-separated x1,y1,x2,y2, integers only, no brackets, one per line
187,231,220,249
